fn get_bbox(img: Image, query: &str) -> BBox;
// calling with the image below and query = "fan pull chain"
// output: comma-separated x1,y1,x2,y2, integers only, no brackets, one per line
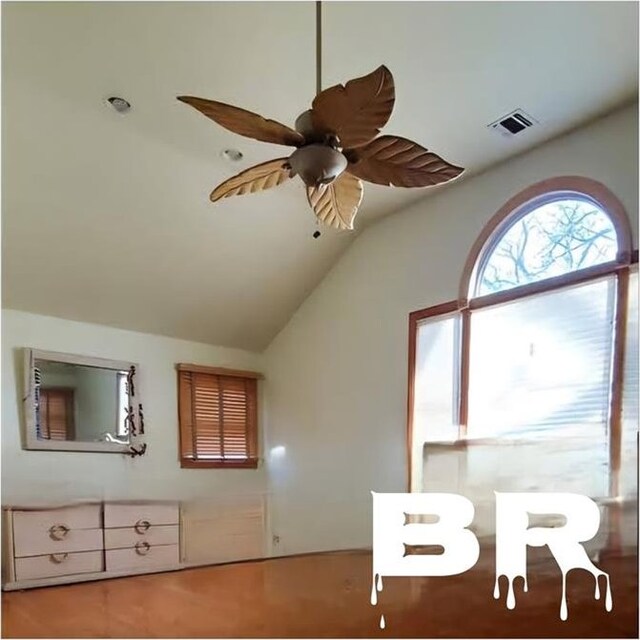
316,0,322,96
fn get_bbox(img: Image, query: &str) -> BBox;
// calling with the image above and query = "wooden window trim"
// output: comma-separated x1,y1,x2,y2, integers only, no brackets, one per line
407,301,462,488
409,300,460,325
608,268,630,494
176,363,264,379
468,259,630,311
180,459,259,470
177,364,260,469
459,176,633,302
407,178,636,492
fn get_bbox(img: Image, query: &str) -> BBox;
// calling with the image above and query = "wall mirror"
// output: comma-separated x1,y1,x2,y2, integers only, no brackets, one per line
22,348,142,453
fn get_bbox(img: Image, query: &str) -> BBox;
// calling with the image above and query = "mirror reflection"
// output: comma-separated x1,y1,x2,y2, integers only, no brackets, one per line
34,359,131,444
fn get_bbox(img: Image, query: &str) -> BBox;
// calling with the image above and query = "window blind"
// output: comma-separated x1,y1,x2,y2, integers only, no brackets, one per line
413,315,460,442
178,367,258,468
412,314,461,492
466,276,617,499
39,389,74,440
467,276,616,440
620,270,638,497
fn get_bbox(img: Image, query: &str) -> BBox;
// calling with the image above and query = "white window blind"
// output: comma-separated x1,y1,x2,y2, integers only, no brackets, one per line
620,270,638,498
467,276,616,441
465,277,617,498
413,315,460,442
412,315,460,492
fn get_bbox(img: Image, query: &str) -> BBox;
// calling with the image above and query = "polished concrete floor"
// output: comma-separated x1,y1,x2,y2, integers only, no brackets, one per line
2,549,637,638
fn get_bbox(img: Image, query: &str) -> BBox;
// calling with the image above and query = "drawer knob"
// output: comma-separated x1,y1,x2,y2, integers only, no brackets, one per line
48,524,70,541
134,520,151,534
135,541,151,556
49,553,69,564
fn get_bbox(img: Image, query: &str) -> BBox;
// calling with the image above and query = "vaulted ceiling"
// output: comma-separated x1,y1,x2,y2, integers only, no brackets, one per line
2,2,638,350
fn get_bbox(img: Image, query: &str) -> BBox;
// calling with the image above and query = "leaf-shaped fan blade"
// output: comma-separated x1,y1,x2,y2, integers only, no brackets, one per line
345,135,464,188
306,172,363,231
310,66,395,149
177,96,305,147
210,158,292,202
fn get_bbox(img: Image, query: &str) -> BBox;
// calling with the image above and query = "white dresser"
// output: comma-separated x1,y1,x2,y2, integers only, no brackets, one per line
103,503,179,573
2,502,180,590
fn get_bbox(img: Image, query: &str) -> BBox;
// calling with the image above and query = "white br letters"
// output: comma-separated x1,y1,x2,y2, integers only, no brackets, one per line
371,492,612,627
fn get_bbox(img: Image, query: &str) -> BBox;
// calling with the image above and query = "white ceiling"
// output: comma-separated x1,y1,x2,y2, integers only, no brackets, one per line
2,2,637,350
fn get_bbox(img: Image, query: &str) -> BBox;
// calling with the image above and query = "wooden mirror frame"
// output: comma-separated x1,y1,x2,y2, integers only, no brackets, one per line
22,348,139,454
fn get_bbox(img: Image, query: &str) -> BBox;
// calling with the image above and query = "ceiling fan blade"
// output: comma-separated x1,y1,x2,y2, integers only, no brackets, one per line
210,158,292,202
345,135,464,188
310,65,395,149
178,96,305,147
306,172,363,231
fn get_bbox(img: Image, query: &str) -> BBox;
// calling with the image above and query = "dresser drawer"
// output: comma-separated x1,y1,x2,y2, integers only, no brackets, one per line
105,543,179,573
14,527,103,558
104,503,179,529
13,504,101,535
13,505,103,557
104,525,179,550
15,550,103,581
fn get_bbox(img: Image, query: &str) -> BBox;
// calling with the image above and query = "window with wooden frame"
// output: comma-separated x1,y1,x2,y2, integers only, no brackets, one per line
408,177,638,503
177,364,262,468
38,388,75,440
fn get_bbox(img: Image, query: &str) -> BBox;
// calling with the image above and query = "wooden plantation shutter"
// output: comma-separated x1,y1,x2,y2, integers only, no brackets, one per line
177,365,260,468
39,389,74,440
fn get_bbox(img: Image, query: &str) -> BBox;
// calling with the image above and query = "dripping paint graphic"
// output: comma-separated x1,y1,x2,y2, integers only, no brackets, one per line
370,573,383,606
371,572,384,628
371,491,614,630
494,492,613,621
493,567,613,620
493,569,612,621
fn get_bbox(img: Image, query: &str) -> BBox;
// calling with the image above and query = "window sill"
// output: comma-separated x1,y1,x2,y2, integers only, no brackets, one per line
180,458,259,469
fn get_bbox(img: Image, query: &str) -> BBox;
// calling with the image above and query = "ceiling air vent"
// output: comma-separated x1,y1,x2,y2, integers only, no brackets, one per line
488,109,537,138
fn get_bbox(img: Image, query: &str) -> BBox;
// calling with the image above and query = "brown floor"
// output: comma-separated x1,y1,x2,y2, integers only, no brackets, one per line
1,548,637,638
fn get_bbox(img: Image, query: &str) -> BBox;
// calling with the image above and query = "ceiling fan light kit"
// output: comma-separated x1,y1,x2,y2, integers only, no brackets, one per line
178,4,464,231
288,144,348,187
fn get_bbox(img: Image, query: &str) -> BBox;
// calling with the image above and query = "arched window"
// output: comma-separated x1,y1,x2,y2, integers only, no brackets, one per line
408,178,637,522
474,196,618,296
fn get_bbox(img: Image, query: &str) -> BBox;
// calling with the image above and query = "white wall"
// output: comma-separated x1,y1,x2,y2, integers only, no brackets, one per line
2,104,637,556
263,103,639,555
1,310,267,507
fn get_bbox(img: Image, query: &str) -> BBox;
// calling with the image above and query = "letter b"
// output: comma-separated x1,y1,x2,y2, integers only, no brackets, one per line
372,492,479,577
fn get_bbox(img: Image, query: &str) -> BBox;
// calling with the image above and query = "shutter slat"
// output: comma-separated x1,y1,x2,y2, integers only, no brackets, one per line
177,368,258,466
38,389,73,441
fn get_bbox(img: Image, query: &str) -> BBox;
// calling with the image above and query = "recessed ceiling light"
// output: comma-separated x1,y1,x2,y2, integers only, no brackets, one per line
106,96,131,114
221,148,243,162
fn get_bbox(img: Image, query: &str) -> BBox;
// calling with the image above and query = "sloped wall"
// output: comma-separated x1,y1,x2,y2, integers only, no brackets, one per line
263,103,639,555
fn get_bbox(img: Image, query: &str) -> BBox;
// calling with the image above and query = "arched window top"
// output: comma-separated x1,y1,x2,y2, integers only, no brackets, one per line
475,196,618,296
461,177,633,300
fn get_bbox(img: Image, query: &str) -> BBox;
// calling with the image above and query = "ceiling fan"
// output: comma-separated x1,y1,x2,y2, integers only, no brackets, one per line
177,2,464,231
